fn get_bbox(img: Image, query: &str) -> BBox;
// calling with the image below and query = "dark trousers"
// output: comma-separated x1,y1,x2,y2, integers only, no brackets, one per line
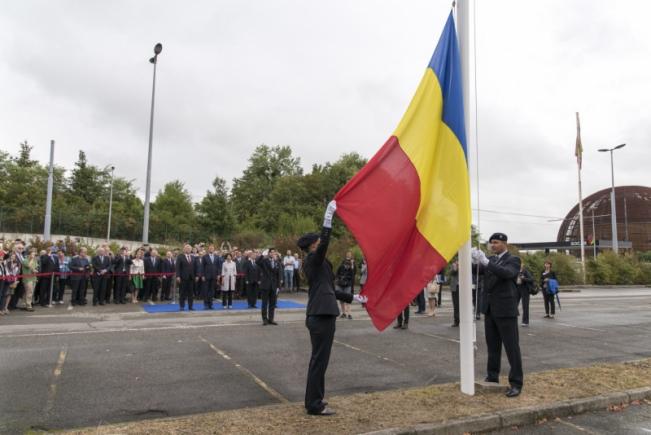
143,277,160,301
246,282,259,308
305,315,336,414
437,284,443,306
104,275,113,303
203,279,215,307
179,279,194,309
9,282,24,309
54,278,67,302
161,277,172,300
416,290,426,313
484,313,523,388
543,291,555,315
222,290,233,307
397,305,410,326
294,269,301,291
193,279,202,298
236,276,245,298
0,282,7,310
261,287,277,321
203,278,215,307
39,276,54,305
114,275,129,303
71,279,86,304
452,289,460,325
92,275,108,304
517,287,530,324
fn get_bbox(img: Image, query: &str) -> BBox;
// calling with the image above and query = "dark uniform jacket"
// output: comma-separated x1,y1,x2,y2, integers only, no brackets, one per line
69,256,90,281
256,255,283,290
113,255,133,274
243,259,260,283
176,254,195,281
161,257,175,276
144,256,161,277
479,251,521,318
91,255,111,275
201,253,222,281
304,227,354,316
40,253,60,274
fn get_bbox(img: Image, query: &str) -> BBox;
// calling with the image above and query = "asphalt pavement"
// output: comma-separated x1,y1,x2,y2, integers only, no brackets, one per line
1,287,650,433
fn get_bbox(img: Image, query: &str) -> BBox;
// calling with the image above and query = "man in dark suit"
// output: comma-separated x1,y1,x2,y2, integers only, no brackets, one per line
38,246,60,306
234,250,245,298
299,200,367,416
243,251,261,308
112,247,132,304
91,247,111,306
201,245,220,309
143,249,162,302
176,244,195,311
160,250,175,301
69,248,90,306
256,248,283,325
473,232,523,398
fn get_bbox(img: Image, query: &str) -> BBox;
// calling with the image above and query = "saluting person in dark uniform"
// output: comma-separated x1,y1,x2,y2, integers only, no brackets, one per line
473,232,523,398
298,200,367,416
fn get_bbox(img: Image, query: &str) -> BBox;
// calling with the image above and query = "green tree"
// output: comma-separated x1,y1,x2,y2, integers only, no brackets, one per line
196,176,235,240
230,145,302,226
150,180,196,243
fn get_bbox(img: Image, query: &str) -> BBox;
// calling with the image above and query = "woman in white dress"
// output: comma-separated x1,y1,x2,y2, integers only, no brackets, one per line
221,253,237,309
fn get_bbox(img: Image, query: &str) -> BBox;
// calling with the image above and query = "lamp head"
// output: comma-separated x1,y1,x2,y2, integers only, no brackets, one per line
598,148,609,152
154,43,162,55
614,143,626,150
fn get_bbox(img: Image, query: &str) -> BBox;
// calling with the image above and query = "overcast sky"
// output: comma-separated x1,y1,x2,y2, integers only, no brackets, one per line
1,0,650,243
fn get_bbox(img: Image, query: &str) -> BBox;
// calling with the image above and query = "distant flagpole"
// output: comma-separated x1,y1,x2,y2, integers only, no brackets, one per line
456,0,475,396
576,112,586,282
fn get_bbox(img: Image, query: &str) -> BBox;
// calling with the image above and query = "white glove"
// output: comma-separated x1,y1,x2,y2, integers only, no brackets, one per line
262,249,269,257
353,294,367,304
323,200,337,228
477,250,489,266
471,248,481,264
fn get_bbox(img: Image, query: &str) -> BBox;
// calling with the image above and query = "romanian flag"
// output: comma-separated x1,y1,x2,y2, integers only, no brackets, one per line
334,12,470,331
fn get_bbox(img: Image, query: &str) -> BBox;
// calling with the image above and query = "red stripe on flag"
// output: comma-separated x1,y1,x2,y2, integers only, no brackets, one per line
335,136,447,331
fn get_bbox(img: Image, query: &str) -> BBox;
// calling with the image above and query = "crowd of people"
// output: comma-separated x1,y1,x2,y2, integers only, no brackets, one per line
0,239,307,314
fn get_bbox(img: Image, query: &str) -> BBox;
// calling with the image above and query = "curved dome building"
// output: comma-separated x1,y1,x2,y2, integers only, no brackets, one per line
557,186,651,253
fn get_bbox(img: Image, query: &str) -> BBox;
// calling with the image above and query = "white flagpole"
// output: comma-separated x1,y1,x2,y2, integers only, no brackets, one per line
576,113,586,282
456,0,475,396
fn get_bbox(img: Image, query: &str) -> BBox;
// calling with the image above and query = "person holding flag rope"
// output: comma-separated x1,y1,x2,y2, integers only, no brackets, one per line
297,200,367,416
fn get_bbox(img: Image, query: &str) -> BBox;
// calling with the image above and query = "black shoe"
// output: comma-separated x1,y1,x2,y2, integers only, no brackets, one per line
544,314,550,318
393,324,402,329
484,376,499,384
263,319,269,325
308,407,336,416
93,302,98,306
415,311,425,315
189,307,195,311
268,320,278,325
99,302,105,306
505,386,521,397
451,323,459,327
401,324,408,329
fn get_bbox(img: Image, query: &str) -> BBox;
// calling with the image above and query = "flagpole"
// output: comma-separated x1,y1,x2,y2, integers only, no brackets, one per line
456,0,475,396
576,113,586,282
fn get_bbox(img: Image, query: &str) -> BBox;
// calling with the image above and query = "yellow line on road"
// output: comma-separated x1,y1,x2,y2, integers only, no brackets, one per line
45,347,68,414
198,335,289,404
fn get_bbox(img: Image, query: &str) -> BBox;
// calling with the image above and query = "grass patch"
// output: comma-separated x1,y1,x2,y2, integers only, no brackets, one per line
66,359,651,435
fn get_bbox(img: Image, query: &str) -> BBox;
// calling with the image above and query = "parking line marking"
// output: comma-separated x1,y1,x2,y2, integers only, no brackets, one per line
557,418,597,433
198,335,289,404
44,347,68,415
333,339,405,366
413,331,460,344
555,322,606,332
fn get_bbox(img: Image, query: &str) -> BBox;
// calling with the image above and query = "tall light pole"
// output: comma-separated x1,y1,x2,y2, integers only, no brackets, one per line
598,143,626,254
43,140,55,241
142,42,162,244
107,165,115,242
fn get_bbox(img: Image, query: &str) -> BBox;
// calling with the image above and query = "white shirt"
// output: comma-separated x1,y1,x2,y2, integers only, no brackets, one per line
283,255,295,271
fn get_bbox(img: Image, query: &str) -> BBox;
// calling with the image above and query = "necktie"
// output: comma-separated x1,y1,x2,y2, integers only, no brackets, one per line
186,255,190,263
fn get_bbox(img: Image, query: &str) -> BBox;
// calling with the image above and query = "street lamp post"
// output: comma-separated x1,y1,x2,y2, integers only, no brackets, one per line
142,42,163,244
598,143,626,254
107,165,115,242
